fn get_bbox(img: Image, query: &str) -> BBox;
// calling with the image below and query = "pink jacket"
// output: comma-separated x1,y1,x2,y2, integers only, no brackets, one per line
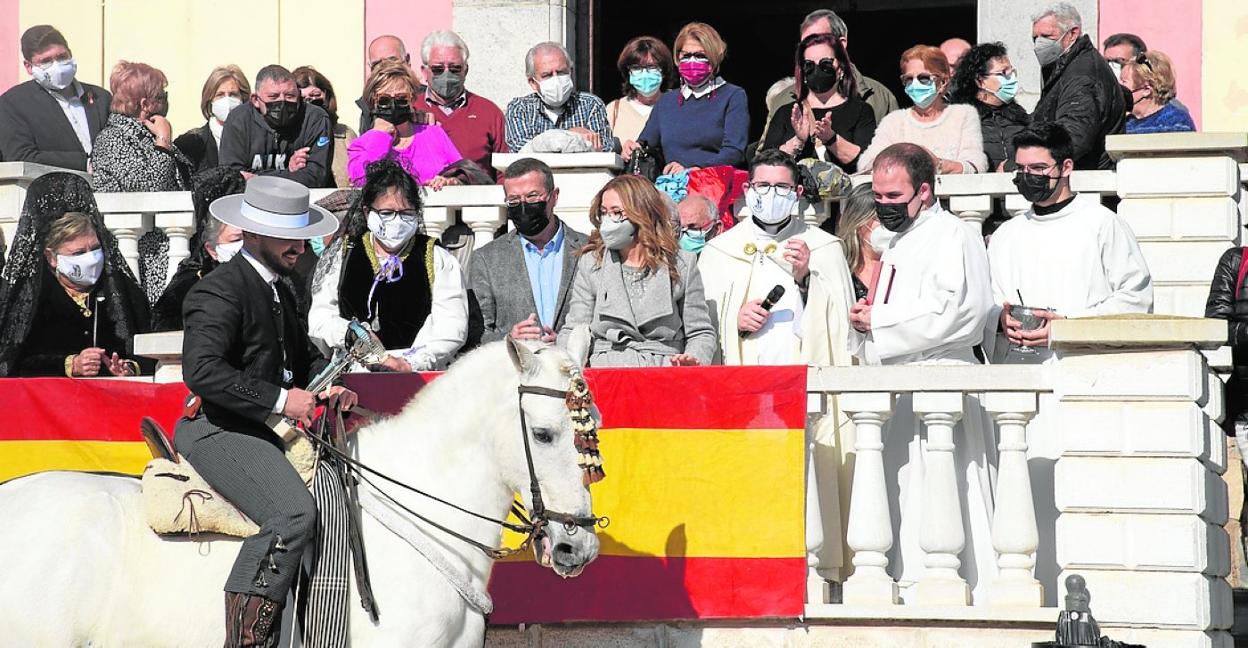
346,125,463,186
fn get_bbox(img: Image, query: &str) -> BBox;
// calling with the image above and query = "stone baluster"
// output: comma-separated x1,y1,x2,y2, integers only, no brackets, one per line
912,391,970,606
422,205,450,242
156,211,195,289
462,205,507,250
1003,194,1031,219
982,391,1043,607
840,392,899,605
948,195,991,238
106,212,145,279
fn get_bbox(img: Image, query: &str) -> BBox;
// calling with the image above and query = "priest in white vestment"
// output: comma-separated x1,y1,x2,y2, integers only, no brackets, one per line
699,149,859,582
989,123,1153,605
850,143,996,603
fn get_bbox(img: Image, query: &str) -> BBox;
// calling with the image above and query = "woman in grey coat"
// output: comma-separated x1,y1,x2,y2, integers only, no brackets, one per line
560,175,717,367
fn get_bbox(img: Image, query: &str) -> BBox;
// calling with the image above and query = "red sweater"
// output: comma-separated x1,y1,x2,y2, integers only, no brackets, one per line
413,91,508,182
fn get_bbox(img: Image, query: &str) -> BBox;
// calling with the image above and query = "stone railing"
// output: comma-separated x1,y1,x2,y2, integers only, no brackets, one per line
801,316,1231,648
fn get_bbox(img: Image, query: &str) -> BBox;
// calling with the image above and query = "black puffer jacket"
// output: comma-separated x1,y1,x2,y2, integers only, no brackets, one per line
1206,247,1248,424
976,100,1031,172
1031,35,1125,170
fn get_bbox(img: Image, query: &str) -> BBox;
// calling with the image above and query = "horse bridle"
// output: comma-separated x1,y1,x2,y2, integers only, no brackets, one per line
307,374,608,561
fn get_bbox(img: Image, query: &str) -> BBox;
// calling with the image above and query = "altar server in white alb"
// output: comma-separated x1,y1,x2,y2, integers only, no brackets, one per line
699,149,857,367
990,122,1153,363
849,142,997,602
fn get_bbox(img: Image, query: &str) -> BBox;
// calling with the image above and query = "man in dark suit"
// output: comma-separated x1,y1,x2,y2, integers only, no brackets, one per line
0,25,111,171
467,158,587,348
173,175,355,647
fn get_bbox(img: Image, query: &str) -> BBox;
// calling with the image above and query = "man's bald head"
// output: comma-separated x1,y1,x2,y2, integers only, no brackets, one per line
368,35,409,70
940,38,972,68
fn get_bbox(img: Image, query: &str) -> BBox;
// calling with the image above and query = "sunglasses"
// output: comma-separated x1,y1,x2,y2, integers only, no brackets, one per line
900,73,937,86
427,64,465,75
801,58,838,76
374,96,411,110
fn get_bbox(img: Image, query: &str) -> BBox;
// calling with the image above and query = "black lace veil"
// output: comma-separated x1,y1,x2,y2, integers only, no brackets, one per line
0,172,151,376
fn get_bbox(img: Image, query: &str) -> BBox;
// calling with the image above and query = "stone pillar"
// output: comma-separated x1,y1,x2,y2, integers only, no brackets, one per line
452,0,579,111
1050,317,1233,648
1107,133,1248,317
492,152,622,235
134,331,185,383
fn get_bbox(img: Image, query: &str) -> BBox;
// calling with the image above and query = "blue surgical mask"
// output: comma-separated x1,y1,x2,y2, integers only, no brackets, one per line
309,236,327,256
992,73,1019,104
628,67,663,97
679,230,708,253
905,79,939,109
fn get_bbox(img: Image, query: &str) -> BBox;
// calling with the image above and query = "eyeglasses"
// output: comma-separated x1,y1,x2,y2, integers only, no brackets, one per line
900,73,937,86
504,191,549,207
32,53,72,69
428,64,465,75
1017,162,1059,175
680,223,717,237
678,53,709,63
748,182,796,197
598,209,629,224
372,209,420,221
801,58,838,76
628,64,661,74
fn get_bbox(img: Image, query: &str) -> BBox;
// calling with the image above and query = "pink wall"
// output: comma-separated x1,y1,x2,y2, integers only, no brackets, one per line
0,0,18,93
1098,0,1203,128
364,0,452,72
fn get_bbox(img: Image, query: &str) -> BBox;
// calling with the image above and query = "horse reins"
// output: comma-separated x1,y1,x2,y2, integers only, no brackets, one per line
305,380,607,562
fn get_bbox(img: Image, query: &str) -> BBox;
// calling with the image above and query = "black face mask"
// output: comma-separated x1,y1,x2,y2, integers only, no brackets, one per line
373,97,413,125
507,200,551,238
874,194,916,233
1014,171,1060,203
263,99,301,130
802,60,839,94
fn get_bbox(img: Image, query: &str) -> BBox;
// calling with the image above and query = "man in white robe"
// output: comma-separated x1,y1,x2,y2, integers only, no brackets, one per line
990,123,1153,605
991,122,1153,364
849,142,996,603
699,149,859,584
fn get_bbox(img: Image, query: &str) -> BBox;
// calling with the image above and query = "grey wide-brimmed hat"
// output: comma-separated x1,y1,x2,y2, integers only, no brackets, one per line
209,176,338,239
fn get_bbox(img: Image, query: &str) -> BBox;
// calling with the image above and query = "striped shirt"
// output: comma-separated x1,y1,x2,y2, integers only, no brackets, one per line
504,91,614,152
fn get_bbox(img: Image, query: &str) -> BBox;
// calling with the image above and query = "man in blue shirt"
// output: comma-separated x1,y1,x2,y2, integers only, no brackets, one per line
467,158,588,347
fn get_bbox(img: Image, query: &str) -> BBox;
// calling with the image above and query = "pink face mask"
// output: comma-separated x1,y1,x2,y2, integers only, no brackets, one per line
678,59,714,87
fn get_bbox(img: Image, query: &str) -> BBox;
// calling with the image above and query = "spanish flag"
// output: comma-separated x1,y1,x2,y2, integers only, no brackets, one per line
0,366,808,622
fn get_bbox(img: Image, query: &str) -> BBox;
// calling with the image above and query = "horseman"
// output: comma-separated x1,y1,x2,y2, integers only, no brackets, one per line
174,175,357,647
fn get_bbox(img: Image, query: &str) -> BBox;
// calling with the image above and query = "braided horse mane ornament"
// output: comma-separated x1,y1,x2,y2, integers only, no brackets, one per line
564,364,605,486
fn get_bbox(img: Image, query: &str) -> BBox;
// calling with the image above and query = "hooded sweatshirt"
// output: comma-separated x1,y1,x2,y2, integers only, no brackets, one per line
219,101,334,188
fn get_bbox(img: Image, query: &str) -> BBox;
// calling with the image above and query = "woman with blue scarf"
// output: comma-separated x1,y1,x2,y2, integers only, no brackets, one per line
857,45,987,175
308,159,467,371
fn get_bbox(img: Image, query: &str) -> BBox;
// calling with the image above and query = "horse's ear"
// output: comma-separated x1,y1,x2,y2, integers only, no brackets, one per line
565,325,592,369
506,335,539,376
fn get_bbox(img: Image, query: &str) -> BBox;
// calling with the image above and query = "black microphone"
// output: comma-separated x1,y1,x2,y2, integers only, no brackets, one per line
740,285,786,338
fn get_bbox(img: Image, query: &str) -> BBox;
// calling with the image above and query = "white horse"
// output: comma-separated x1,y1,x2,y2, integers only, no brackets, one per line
0,336,601,647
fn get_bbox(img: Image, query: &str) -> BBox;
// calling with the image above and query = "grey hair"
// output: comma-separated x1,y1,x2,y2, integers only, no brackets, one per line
1030,2,1082,31
421,30,470,64
525,41,573,79
800,9,848,38
680,194,719,222
203,216,225,249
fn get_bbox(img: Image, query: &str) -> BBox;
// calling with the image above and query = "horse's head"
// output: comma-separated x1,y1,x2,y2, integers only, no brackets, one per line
500,328,601,578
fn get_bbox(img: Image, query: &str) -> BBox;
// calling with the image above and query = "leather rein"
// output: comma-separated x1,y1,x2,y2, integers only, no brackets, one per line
305,381,607,561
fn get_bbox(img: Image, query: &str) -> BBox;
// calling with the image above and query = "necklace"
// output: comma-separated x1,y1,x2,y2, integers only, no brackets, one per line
66,288,92,317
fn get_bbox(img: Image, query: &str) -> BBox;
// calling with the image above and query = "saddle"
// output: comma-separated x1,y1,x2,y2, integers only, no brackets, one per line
140,418,318,538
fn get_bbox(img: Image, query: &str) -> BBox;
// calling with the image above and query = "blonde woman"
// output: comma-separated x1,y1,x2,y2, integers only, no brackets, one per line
560,174,717,367
174,65,251,173
1123,50,1195,134
834,182,884,301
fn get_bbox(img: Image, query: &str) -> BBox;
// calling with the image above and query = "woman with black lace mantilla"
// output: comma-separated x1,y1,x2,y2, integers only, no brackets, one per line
308,160,467,371
0,172,152,377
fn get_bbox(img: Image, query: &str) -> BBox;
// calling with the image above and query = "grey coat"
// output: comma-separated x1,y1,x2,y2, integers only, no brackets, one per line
467,226,588,347
559,248,717,366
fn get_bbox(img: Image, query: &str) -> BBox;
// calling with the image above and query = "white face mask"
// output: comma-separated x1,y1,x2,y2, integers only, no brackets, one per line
55,248,104,287
746,187,799,225
367,210,420,250
211,96,243,123
538,73,575,108
32,57,77,91
868,225,895,254
214,239,243,263
1107,61,1123,80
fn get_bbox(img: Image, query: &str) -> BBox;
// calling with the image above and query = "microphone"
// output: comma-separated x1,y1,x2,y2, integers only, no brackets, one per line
740,285,786,338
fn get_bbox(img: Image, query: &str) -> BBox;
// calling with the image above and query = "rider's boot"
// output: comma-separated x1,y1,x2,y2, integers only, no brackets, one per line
224,591,283,647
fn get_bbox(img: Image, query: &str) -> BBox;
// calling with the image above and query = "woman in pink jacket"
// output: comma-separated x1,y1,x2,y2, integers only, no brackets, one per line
348,59,464,188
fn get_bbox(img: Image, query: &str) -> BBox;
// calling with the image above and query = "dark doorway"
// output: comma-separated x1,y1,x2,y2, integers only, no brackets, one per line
589,0,977,142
